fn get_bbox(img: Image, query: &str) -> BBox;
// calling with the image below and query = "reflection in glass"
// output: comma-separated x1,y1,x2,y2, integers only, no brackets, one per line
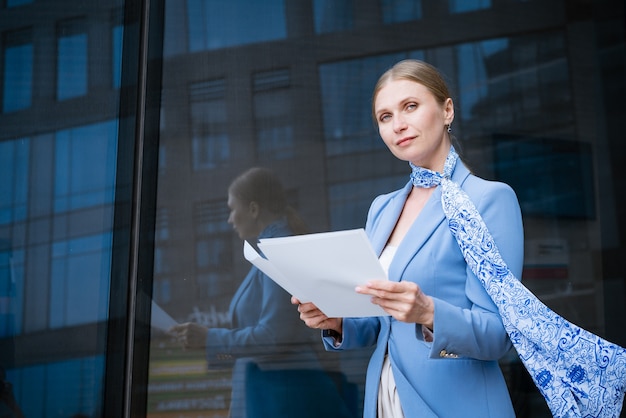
0,138,29,225
54,121,118,212
329,175,406,230
449,0,491,13
112,24,124,89
253,69,294,160
191,79,230,169
159,168,355,417
380,0,422,23
57,18,88,100
186,0,287,52
6,0,33,6
50,233,112,328
319,51,424,156
314,0,354,34
2,29,33,113
454,32,573,136
8,355,105,418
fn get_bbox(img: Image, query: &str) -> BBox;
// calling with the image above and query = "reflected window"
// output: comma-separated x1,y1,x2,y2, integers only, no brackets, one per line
454,32,572,133
329,175,406,230
381,0,422,24
54,120,118,212
50,233,112,328
57,18,88,100
190,79,230,170
0,244,23,337
0,138,29,224
319,51,424,156
2,28,33,113
112,10,123,89
187,0,286,52
314,0,354,33
253,69,294,160
6,0,33,6
450,0,491,13
9,356,105,418
193,200,232,302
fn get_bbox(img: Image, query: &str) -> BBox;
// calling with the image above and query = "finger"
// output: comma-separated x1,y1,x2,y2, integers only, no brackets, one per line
297,302,319,314
291,296,301,305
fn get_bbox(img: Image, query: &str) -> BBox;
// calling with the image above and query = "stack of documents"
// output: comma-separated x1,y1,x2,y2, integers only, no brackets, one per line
244,228,388,318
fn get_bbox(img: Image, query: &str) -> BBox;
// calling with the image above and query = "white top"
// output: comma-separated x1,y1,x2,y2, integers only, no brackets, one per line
377,245,405,417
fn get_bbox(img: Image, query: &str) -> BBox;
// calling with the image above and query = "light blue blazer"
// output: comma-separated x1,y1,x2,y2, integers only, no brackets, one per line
324,162,524,418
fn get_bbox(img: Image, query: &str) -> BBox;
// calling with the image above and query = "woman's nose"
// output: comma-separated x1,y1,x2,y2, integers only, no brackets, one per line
393,114,407,132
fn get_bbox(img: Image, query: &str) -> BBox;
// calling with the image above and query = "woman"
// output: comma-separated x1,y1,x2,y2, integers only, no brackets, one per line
172,167,354,418
294,60,524,417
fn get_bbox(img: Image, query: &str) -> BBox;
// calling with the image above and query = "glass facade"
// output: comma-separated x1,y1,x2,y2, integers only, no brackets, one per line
0,0,624,417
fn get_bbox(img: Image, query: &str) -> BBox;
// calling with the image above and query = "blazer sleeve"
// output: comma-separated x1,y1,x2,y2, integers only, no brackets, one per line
205,268,305,361
429,180,524,361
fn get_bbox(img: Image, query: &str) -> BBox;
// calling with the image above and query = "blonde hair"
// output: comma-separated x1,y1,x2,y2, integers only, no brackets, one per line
371,59,452,120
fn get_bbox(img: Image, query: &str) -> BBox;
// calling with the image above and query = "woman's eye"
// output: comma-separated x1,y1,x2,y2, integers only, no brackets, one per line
406,103,417,111
379,114,391,122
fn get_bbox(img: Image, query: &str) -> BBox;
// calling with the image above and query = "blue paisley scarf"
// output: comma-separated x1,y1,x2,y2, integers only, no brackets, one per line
410,146,626,418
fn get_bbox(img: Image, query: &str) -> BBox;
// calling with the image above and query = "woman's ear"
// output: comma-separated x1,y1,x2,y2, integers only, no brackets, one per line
248,201,260,219
443,98,454,125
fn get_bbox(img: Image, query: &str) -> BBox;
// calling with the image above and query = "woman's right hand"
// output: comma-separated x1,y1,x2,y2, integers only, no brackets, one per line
291,296,343,334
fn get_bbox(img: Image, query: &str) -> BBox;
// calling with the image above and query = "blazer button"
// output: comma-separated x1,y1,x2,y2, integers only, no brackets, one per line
439,349,458,358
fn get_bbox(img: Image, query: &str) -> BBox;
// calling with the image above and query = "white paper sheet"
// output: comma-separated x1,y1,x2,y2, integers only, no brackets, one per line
151,299,178,332
244,229,387,318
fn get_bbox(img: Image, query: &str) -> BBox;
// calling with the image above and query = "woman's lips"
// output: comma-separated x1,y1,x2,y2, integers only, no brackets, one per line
396,136,415,146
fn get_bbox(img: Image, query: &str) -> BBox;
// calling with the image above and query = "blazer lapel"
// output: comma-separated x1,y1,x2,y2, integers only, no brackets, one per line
386,163,472,282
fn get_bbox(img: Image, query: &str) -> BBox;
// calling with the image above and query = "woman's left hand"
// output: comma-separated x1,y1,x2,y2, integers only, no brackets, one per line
356,280,434,329
169,322,209,349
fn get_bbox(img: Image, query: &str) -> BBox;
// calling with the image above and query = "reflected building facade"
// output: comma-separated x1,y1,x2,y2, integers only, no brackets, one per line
0,0,625,417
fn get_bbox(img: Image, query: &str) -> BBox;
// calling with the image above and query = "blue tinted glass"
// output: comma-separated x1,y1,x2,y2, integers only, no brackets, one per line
187,0,286,51
3,43,33,113
50,234,112,328
313,0,354,33
450,0,491,13
6,0,33,6
9,356,105,417
319,50,424,156
112,25,123,88
57,33,88,100
0,138,29,225
329,175,406,230
455,41,509,119
54,120,118,212
381,0,422,23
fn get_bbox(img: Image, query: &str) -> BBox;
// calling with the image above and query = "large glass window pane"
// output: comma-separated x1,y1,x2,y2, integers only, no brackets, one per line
0,1,131,417
2,29,33,113
148,1,626,417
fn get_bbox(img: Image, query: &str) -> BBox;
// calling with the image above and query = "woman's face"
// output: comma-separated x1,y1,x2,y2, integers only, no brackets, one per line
374,79,454,170
227,193,259,240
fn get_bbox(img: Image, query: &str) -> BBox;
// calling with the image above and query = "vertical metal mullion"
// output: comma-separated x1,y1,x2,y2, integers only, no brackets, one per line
106,0,164,416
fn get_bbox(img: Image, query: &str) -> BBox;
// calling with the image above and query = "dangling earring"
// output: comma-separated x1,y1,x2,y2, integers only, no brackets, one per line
446,123,452,133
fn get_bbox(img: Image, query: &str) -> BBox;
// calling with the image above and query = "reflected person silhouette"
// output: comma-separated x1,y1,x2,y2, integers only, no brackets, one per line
0,367,24,418
171,167,354,418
